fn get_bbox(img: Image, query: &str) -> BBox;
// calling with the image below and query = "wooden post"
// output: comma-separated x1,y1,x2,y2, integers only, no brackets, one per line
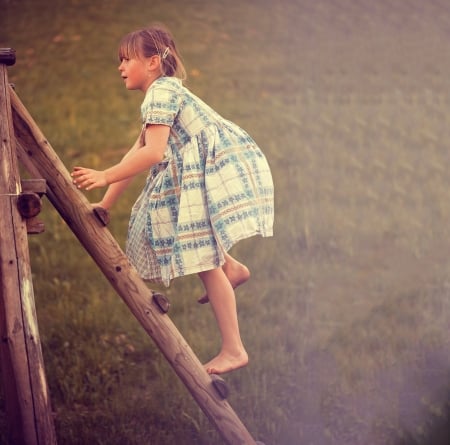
10,86,259,445
0,49,57,445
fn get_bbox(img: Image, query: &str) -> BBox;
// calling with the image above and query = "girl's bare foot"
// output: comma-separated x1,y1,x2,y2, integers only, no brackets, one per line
198,259,250,304
204,349,249,375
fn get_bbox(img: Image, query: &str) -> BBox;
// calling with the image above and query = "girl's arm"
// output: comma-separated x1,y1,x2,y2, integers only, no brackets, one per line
93,133,141,210
71,124,170,208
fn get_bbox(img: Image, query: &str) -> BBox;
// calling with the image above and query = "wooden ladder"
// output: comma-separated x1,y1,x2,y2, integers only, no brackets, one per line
0,48,264,445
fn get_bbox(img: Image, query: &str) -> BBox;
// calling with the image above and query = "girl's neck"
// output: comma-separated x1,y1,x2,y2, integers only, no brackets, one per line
142,73,162,92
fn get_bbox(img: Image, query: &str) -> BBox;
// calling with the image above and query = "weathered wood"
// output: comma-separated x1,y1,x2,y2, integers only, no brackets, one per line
152,292,171,314
17,190,45,234
93,206,110,226
0,65,56,445
26,217,45,235
20,180,46,234
17,192,42,218
0,48,16,66
211,375,230,400
10,85,259,445
21,179,46,196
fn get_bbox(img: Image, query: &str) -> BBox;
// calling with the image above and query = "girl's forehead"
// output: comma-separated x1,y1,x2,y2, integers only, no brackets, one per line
118,35,141,59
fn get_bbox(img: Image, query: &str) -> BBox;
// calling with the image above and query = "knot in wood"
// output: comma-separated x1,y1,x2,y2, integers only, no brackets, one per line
17,192,41,218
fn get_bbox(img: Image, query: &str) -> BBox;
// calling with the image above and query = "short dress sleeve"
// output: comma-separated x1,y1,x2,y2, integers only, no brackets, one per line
141,78,182,127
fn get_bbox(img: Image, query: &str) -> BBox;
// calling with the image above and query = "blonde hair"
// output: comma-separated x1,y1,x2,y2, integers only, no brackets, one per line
118,24,186,80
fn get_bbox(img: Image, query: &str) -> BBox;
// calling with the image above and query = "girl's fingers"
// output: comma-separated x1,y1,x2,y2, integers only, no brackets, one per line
71,169,85,180
71,168,104,190
71,168,90,187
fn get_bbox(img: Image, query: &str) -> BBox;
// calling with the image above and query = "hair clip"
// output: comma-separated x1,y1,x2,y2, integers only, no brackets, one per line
162,47,170,60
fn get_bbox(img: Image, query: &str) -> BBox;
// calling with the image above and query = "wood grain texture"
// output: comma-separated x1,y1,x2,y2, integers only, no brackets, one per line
0,65,56,445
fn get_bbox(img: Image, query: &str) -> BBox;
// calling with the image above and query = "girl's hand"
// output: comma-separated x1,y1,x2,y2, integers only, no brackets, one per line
71,166,108,191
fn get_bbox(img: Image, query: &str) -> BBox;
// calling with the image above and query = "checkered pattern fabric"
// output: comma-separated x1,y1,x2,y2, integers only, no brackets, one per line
126,77,274,286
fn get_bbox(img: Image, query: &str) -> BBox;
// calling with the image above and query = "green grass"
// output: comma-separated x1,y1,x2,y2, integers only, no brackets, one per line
1,0,450,444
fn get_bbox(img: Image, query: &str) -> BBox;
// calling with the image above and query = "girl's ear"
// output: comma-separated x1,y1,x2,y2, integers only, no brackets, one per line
147,54,161,72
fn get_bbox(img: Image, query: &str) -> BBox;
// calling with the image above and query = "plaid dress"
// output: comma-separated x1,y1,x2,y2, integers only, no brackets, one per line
126,76,274,286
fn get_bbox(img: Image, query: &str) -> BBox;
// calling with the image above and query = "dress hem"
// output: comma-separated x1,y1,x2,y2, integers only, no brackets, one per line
136,229,273,287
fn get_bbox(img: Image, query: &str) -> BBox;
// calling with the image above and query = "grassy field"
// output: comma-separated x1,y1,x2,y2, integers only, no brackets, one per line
1,0,450,444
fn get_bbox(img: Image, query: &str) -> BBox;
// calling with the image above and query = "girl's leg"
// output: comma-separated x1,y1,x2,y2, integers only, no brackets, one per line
198,252,250,304
198,267,249,374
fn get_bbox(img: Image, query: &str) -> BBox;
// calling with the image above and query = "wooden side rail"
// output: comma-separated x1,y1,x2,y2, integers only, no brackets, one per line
0,49,56,445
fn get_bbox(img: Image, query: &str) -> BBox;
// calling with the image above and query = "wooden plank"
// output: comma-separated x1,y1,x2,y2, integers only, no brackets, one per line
0,63,56,445
21,179,46,195
26,217,45,235
10,85,259,445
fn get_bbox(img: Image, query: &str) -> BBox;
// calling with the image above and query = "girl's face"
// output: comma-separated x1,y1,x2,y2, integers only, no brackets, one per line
118,56,153,92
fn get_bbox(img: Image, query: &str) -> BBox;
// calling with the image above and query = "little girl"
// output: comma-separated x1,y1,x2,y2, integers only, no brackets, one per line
71,24,274,375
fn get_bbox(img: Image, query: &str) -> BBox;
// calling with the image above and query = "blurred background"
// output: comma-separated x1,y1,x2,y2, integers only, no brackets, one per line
1,0,449,444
